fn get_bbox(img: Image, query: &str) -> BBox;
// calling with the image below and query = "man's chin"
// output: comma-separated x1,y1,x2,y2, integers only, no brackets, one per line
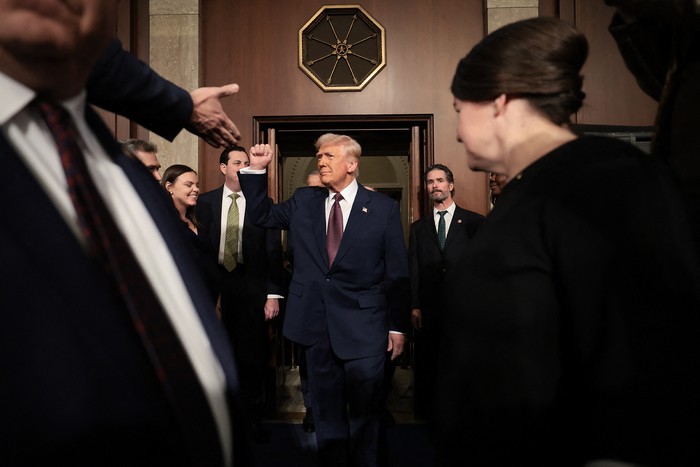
466,158,487,174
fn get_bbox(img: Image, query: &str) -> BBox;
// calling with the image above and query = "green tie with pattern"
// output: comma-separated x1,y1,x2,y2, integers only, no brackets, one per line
223,193,240,271
437,210,447,251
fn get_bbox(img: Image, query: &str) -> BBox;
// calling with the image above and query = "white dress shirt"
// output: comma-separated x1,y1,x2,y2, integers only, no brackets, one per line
433,201,457,237
325,179,358,231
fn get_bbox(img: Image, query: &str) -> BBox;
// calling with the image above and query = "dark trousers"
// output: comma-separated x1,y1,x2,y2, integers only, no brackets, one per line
412,327,439,420
218,264,268,421
305,332,387,467
295,344,314,408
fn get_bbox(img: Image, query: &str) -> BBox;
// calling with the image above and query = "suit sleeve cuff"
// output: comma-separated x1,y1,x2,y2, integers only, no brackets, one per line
240,167,266,174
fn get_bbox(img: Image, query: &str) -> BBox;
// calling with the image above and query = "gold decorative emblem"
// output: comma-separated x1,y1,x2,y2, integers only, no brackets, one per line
299,5,386,92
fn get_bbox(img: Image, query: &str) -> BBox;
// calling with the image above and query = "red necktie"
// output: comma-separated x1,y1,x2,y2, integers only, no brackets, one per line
36,100,223,465
326,192,344,266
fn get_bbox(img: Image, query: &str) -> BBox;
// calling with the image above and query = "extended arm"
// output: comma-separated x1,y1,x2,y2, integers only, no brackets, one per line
87,39,240,147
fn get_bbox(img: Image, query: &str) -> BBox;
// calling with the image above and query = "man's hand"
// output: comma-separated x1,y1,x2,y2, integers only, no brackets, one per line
411,308,422,330
387,333,406,361
264,298,280,321
187,83,241,148
249,143,274,170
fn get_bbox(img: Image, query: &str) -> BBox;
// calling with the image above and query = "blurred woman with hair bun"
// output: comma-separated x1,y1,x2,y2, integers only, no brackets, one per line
436,16,700,467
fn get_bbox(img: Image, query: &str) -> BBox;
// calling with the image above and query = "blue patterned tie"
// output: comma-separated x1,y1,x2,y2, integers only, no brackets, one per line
36,100,222,465
437,210,447,251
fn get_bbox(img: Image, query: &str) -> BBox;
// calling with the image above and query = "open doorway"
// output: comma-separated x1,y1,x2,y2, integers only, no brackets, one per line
253,115,434,421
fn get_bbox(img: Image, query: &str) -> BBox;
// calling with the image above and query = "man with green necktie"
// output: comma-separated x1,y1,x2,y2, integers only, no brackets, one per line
408,163,484,422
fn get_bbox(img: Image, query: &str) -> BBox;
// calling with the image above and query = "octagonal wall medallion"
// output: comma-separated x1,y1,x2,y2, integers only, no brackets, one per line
299,5,386,92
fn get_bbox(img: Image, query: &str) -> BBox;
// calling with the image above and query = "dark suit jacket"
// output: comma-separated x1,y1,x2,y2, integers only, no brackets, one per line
196,186,284,298
87,39,192,141
435,136,700,466
409,205,484,327
239,173,410,360
0,105,241,466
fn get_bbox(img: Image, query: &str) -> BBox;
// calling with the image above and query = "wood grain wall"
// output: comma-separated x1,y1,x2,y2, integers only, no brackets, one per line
561,0,658,125
97,0,149,142
200,0,489,214
109,0,659,216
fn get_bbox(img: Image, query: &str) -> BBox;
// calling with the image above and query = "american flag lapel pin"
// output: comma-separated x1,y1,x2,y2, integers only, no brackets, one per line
362,207,368,213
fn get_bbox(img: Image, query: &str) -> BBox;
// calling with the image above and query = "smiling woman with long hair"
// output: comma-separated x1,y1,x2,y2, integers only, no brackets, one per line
162,164,219,301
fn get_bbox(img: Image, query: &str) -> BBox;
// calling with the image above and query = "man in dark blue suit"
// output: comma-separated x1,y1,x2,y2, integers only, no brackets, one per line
239,135,411,466
0,2,243,465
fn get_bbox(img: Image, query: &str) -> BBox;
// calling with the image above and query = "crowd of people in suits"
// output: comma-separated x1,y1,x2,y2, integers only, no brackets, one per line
2,1,699,466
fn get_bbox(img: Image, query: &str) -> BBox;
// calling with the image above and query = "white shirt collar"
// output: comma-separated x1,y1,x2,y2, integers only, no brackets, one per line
328,178,358,206
222,184,243,198
0,71,35,126
433,200,456,217
0,70,87,126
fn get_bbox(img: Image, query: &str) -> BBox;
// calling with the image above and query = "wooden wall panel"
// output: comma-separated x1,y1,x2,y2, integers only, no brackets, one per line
201,0,488,214
97,0,149,141
563,1,658,125
200,0,659,214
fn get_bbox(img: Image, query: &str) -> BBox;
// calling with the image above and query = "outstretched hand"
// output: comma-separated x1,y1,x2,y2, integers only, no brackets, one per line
249,143,274,170
187,83,241,148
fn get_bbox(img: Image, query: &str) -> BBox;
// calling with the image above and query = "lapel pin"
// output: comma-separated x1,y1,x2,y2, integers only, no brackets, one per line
362,207,368,213
457,219,462,224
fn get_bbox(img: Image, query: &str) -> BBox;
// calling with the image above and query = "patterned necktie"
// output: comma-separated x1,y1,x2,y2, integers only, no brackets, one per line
437,210,447,251
326,192,344,266
223,193,240,271
36,100,222,465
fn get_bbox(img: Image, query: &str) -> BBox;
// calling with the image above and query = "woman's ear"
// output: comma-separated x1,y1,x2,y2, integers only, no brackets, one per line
493,93,508,116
